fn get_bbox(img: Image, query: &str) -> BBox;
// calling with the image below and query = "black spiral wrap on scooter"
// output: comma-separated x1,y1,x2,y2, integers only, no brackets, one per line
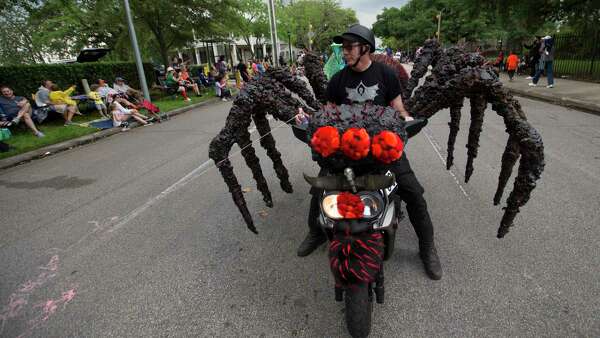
329,225,384,284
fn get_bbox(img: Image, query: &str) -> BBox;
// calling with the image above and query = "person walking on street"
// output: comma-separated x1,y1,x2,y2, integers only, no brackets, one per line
506,51,519,81
529,35,555,88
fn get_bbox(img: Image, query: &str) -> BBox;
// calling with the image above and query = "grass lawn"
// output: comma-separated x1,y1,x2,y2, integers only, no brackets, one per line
0,90,217,160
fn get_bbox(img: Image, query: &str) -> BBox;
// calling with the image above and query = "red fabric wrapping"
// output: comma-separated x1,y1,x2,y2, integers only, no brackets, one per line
310,126,340,157
371,130,404,164
341,127,370,160
329,231,384,284
337,192,364,219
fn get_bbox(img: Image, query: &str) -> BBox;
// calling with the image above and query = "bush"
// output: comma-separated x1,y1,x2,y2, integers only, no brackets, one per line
0,62,157,97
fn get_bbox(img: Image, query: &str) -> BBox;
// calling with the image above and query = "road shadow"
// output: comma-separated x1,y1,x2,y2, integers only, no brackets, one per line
0,175,96,190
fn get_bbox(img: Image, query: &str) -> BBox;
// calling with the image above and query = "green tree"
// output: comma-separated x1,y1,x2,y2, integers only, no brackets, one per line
0,0,46,64
373,0,491,50
277,0,358,52
229,0,269,58
373,0,599,52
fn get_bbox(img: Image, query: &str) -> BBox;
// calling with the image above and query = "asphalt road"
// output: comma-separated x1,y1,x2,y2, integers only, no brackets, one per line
1,96,599,338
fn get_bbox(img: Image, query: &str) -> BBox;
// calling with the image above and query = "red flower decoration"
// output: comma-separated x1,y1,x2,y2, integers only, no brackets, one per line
371,131,404,164
341,128,371,160
337,192,365,219
311,126,340,157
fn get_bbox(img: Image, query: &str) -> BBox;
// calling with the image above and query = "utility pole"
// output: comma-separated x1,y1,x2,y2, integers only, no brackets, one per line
123,0,150,101
267,0,280,67
288,32,293,65
308,23,314,51
436,11,442,43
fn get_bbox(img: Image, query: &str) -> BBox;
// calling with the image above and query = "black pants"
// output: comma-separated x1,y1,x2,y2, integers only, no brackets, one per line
530,58,540,77
307,155,435,244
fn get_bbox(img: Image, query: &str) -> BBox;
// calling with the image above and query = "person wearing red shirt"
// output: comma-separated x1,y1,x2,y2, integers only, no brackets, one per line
506,51,519,81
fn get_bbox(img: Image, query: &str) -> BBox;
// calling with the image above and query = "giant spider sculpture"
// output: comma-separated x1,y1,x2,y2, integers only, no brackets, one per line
208,40,544,238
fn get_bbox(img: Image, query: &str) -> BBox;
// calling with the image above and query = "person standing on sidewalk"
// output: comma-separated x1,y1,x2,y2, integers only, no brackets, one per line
529,35,555,88
525,36,542,79
506,51,519,81
493,51,505,73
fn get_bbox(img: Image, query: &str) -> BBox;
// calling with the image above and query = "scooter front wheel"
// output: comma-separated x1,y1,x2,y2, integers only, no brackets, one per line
344,283,373,338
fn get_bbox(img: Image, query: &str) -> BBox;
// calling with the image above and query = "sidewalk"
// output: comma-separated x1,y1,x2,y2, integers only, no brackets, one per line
499,73,600,115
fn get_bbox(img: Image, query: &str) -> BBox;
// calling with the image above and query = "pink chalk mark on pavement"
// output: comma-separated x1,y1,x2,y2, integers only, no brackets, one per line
0,255,77,337
33,288,76,322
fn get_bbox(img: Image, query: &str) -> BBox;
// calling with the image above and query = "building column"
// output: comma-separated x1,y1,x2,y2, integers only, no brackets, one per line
195,46,201,64
213,43,219,63
232,44,239,64
262,44,267,59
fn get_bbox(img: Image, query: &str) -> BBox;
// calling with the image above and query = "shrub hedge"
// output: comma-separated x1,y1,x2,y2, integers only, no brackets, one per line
0,62,157,97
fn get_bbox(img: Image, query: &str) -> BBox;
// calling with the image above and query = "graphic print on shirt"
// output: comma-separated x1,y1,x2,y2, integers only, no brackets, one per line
345,81,379,103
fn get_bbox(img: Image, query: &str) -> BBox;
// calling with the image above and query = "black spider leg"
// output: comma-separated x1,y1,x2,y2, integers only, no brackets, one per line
493,134,520,205
407,61,544,238
405,39,441,99
301,53,328,104
209,114,258,234
446,99,463,169
464,95,486,183
237,123,273,208
269,66,321,110
253,112,293,193
488,87,545,238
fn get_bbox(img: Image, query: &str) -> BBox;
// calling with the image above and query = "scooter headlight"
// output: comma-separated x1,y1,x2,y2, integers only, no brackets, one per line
321,192,384,220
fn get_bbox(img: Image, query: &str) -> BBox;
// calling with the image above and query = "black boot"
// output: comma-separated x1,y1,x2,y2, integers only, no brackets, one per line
297,194,326,257
419,242,442,280
296,230,327,257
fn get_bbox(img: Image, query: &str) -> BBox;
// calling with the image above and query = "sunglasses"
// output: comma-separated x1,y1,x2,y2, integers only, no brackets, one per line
342,43,363,51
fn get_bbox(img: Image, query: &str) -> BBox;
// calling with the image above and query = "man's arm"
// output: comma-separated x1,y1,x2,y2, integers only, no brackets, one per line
390,94,413,120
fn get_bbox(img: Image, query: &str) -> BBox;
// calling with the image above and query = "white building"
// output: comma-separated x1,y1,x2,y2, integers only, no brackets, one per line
179,35,300,67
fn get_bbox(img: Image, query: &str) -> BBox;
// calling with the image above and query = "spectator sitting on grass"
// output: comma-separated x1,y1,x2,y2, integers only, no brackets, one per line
165,67,191,101
196,69,210,88
124,89,162,122
89,84,109,118
113,77,145,103
36,80,77,126
0,85,44,137
179,66,201,96
96,79,138,108
113,77,132,94
215,75,231,102
109,101,150,128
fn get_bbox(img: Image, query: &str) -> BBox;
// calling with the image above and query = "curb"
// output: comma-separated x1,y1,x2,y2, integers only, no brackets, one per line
0,97,220,171
507,88,600,116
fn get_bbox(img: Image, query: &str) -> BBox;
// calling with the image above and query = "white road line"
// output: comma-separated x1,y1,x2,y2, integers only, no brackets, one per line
107,116,276,233
422,127,471,199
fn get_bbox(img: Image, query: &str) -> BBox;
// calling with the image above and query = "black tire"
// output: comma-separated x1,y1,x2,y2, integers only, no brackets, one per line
345,283,373,338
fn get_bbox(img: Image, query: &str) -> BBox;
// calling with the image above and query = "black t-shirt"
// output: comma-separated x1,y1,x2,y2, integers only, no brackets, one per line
326,61,401,106
326,61,412,174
